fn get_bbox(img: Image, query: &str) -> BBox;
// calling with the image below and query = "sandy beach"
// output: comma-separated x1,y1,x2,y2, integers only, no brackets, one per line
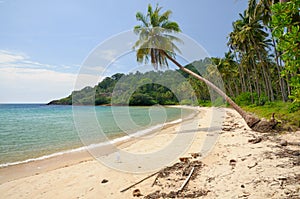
0,106,299,198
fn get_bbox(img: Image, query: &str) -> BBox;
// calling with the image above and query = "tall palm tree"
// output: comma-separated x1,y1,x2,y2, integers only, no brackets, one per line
228,7,276,102
133,4,277,132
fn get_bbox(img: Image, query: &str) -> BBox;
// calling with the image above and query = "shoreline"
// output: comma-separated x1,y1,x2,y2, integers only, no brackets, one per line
0,105,200,184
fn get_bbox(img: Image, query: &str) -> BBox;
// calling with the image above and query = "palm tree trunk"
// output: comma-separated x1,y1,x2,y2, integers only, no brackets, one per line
252,58,261,101
239,63,247,93
233,52,247,93
235,83,240,96
236,53,247,93
265,65,275,101
255,47,274,101
245,66,254,103
227,81,235,98
161,51,278,132
272,38,288,102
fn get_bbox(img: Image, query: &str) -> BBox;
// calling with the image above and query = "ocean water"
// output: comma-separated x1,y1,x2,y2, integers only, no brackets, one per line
0,104,193,167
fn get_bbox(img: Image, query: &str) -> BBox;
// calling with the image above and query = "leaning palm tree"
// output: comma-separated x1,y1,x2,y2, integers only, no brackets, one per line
133,4,277,132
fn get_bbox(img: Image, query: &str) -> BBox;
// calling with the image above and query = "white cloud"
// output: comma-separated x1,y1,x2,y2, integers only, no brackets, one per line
0,50,99,103
0,67,99,103
0,50,58,69
0,50,26,63
22,60,56,68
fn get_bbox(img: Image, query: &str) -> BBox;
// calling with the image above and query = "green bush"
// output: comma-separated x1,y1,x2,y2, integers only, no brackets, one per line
198,100,212,107
235,92,268,106
129,93,157,106
180,99,194,105
288,102,300,113
95,96,110,105
234,92,253,106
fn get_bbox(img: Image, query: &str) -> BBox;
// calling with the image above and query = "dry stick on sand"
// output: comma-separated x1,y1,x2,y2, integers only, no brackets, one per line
178,166,195,193
151,173,160,187
120,171,160,193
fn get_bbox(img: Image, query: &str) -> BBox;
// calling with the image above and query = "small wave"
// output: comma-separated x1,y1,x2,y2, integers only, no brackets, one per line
0,146,88,168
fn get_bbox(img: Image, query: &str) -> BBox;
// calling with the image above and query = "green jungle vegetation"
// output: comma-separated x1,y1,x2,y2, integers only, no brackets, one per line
48,60,212,106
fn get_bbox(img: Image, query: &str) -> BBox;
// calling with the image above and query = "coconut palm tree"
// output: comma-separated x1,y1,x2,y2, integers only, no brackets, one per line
228,6,276,102
211,53,240,98
133,4,277,132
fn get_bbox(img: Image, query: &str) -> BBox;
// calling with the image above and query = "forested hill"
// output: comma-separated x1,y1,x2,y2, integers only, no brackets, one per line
47,59,214,106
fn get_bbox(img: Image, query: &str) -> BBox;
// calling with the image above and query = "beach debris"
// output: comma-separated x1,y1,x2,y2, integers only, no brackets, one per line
247,162,258,169
278,176,287,187
132,189,143,197
190,152,201,159
120,171,160,193
280,139,288,146
167,191,177,198
206,177,215,183
178,166,195,193
144,189,210,198
144,190,161,199
283,141,300,146
182,166,193,177
221,127,232,131
101,179,108,184
151,173,160,187
179,157,191,163
277,176,287,181
149,160,204,197
248,137,262,144
182,190,210,198
238,191,251,198
229,159,237,168
274,148,300,167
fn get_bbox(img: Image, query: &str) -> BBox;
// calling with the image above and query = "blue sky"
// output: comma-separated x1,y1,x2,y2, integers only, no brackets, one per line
0,0,247,103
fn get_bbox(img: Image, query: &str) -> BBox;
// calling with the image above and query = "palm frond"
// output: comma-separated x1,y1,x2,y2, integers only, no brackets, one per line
147,4,153,17
136,12,149,27
161,21,181,32
159,10,172,24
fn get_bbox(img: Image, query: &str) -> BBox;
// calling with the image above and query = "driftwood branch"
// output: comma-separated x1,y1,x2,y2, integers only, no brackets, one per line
120,171,160,193
151,173,160,187
247,162,258,169
178,166,195,193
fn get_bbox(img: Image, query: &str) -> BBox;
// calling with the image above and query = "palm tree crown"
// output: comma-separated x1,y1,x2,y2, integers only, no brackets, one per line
133,4,182,69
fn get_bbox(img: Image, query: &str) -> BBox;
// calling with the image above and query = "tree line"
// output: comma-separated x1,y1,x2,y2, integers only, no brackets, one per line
224,0,299,108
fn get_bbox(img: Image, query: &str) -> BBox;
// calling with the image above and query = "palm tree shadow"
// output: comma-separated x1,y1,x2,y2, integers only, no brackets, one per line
173,126,222,134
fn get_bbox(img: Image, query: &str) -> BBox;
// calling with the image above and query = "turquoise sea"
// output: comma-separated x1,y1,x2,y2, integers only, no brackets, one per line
0,104,193,167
